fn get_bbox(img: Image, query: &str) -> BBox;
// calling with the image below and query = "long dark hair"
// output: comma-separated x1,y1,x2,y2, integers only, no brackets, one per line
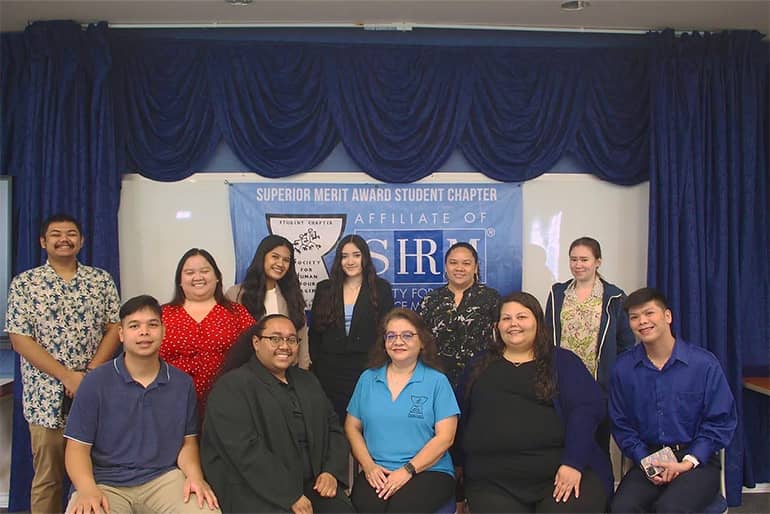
240,235,306,329
168,248,234,310
313,234,380,330
368,308,443,372
216,314,296,379
468,292,556,402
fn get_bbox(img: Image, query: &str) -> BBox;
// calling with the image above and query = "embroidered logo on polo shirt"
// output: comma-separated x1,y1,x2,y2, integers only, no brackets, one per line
408,395,429,419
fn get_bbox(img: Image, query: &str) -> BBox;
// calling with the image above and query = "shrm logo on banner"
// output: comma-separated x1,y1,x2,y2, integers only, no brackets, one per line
358,229,487,285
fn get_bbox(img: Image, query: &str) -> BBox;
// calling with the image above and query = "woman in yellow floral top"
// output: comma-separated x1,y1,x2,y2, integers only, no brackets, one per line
544,237,635,453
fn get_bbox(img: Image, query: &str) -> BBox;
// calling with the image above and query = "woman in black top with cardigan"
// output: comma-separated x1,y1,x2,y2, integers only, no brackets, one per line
309,234,394,423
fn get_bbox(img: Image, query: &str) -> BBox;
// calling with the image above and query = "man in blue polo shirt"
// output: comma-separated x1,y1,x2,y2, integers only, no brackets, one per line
609,288,737,513
64,295,220,514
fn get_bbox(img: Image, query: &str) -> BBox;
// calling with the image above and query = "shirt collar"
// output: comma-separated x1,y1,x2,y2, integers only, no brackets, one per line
113,353,171,386
565,277,603,299
632,338,689,369
374,359,427,384
44,260,82,278
667,339,689,366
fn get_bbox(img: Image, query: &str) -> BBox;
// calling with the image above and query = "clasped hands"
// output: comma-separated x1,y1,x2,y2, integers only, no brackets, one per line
364,464,413,500
291,472,338,514
647,460,695,485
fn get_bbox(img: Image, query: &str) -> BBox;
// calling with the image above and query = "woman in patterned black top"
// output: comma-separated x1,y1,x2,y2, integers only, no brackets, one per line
416,242,500,387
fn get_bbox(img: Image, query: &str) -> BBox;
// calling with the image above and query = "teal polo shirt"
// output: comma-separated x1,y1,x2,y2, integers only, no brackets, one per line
347,360,459,476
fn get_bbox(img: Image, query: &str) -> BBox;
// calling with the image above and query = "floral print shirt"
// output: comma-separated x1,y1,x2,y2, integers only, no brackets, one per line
5,262,120,428
417,282,500,386
559,278,604,378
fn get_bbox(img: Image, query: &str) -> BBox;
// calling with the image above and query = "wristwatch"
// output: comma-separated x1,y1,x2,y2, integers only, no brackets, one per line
403,462,416,476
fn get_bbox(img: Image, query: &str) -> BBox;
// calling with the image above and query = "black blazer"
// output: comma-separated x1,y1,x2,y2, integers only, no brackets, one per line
309,277,394,358
201,358,349,513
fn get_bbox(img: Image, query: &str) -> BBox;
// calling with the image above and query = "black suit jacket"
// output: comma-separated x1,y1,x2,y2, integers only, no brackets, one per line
201,358,349,513
309,277,394,358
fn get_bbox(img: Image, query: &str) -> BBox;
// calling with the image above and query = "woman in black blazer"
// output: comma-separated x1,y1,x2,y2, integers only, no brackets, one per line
310,234,394,423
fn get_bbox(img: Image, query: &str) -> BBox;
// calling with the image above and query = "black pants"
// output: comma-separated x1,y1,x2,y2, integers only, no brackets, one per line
610,453,721,513
304,481,355,513
466,468,607,514
351,471,455,513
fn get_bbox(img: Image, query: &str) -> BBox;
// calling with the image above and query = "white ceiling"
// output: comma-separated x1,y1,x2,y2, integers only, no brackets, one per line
1,0,768,35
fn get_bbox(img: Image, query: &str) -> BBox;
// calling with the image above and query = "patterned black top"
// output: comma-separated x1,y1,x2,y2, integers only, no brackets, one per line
417,282,500,387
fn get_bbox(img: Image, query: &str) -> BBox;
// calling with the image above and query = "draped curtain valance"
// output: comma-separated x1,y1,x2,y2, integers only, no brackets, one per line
106,30,651,184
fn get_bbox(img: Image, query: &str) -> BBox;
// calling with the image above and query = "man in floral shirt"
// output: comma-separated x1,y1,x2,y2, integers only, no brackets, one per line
5,213,121,514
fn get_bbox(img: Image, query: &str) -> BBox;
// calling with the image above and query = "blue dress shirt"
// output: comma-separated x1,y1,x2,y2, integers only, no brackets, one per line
609,339,737,465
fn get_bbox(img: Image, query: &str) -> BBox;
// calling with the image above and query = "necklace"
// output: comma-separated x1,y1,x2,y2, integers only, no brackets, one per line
503,351,534,367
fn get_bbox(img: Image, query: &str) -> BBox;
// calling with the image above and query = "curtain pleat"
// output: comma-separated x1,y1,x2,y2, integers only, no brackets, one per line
461,48,587,181
1,21,121,512
112,39,220,180
573,48,650,185
647,30,769,506
207,43,337,177
324,46,474,182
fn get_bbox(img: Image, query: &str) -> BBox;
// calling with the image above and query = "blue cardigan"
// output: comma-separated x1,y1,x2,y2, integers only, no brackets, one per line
458,347,614,498
545,278,635,390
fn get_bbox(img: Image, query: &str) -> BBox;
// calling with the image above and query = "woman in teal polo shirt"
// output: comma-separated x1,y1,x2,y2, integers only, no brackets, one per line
345,308,459,513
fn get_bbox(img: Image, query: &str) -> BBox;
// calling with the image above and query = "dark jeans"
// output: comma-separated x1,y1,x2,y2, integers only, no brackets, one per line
351,471,455,513
611,453,721,513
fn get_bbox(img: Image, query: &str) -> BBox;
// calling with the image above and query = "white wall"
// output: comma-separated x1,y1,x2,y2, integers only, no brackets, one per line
119,172,649,305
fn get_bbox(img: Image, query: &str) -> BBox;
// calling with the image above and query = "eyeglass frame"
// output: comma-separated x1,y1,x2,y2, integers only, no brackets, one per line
257,335,301,347
384,331,418,344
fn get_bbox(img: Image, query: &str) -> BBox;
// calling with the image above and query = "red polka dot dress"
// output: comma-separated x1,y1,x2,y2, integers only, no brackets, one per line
160,302,255,415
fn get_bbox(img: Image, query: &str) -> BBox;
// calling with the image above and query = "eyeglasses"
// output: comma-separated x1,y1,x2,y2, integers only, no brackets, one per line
384,331,417,344
259,335,300,347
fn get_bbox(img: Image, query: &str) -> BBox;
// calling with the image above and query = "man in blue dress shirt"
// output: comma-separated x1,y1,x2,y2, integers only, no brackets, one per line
609,288,736,513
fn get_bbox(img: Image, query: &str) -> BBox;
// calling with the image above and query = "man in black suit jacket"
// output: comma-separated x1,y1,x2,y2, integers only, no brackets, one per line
201,314,353,514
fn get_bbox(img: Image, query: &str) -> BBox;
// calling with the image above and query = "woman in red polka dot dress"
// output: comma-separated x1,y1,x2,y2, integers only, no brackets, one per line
161,248,255,416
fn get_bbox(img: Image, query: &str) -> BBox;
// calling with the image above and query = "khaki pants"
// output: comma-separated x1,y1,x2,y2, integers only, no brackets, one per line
29,423,66,514
65,468,221,514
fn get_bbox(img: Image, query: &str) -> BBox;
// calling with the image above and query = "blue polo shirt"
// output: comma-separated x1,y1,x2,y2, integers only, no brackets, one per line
347,360,459,476
609,339,737,465
64,354,198,486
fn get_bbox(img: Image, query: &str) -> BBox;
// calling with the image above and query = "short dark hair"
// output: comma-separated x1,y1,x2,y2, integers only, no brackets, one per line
40,213,82,238
218,314,296,378
624,287,670,313
569,237,602,259
119,295,162,320
368,308,443,372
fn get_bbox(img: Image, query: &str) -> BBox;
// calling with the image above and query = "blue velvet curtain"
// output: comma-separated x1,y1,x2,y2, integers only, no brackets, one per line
647,30,769,505
0,21,122,512
208,43,338,177
109,33,650,184
112,38,219,181
2,21,768,510
325,45,474,182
